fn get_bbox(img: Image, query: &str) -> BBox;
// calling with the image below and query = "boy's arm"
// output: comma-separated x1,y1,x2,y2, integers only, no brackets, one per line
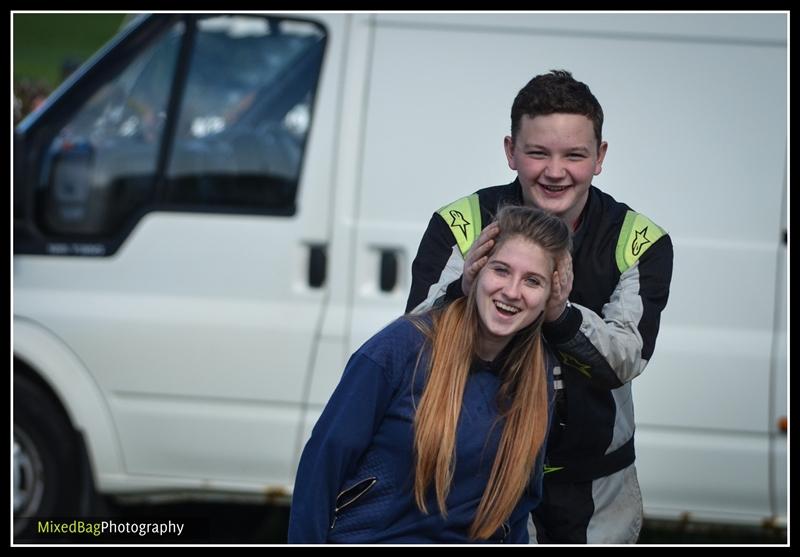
406,213,499,314
543,235,674,389
405,213,463,314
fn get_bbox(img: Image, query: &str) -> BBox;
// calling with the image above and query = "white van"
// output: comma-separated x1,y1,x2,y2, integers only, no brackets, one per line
13,13,787,537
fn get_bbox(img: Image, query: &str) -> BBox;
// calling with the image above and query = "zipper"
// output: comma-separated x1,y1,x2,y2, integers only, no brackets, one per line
330,476,377,529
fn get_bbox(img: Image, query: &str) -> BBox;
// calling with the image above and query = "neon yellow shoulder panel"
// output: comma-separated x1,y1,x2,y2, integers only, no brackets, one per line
615,210,666,273
437,194,482,256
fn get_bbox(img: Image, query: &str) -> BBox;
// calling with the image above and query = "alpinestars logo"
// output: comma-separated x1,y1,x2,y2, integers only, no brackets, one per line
632,226,650,256
448,210,470,239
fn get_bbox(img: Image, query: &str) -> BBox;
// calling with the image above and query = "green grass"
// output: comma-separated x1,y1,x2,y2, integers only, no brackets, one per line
13,13,129,88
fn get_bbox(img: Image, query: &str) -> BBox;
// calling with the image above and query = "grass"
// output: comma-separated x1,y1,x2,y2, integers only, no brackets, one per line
13,13,129,88
639,518,787,545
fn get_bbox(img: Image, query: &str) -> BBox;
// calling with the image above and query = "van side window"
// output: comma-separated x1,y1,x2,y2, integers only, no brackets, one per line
35,22,184,237
164,16,326,214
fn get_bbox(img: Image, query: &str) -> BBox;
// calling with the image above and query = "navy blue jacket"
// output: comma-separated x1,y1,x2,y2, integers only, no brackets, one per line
288,316,554,544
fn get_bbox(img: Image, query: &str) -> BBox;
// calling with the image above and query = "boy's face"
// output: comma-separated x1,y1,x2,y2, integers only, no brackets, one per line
504,114,607,227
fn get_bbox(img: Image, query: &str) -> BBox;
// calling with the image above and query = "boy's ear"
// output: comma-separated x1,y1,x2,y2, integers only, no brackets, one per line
594,141,608,175
504,136,517,171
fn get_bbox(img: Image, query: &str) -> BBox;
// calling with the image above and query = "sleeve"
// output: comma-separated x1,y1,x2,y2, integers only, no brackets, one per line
405,212,464,314
542,234,674,389
287,350,397,543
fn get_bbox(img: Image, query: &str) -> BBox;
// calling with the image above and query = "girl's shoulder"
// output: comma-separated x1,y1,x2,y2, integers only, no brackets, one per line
357,316,430,364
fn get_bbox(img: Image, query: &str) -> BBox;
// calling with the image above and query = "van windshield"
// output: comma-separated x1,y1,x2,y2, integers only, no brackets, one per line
33,15,326,238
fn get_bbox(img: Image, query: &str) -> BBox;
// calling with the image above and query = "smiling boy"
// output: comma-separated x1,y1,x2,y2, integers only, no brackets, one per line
406,70,674,544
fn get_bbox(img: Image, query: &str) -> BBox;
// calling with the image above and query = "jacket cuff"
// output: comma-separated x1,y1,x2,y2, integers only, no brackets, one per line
542,304,582,345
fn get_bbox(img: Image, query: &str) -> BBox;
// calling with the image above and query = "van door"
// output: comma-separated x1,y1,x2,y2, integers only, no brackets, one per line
14,14,342,488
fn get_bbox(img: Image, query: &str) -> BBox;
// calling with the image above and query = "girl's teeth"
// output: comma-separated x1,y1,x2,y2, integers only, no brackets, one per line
495,302,519,313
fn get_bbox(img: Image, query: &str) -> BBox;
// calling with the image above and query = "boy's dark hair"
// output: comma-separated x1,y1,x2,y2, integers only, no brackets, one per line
510,69,604,150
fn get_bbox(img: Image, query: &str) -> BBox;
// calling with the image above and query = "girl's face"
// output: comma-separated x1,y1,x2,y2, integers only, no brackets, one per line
475,235,553,360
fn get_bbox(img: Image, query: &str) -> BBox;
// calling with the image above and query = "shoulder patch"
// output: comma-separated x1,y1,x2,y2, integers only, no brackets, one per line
437,193,482,256
615,211,666,273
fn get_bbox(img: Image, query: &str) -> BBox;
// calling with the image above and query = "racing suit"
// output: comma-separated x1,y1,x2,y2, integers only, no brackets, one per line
406,179,674,543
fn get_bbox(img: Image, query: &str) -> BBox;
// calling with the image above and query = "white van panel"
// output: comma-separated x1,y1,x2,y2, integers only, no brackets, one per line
636,428,770,523
374,13,786,43
111,393,300,483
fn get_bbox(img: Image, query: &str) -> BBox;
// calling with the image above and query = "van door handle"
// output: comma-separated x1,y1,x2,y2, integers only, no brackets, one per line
379,250,398,292
308,244,327,288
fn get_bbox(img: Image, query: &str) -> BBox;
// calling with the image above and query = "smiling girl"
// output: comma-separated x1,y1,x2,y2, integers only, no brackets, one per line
289,206,571,544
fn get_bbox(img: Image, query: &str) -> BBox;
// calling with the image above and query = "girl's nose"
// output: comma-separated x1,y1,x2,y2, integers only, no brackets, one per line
502,279,521,300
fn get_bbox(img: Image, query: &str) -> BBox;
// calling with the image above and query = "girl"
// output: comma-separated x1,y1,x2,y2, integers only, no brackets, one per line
288,206,570,543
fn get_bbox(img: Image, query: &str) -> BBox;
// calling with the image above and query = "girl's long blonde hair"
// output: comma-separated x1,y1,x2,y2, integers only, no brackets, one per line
411,205,571,540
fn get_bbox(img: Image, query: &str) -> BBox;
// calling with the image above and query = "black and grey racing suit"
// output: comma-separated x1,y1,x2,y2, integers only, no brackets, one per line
406,179,674,543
